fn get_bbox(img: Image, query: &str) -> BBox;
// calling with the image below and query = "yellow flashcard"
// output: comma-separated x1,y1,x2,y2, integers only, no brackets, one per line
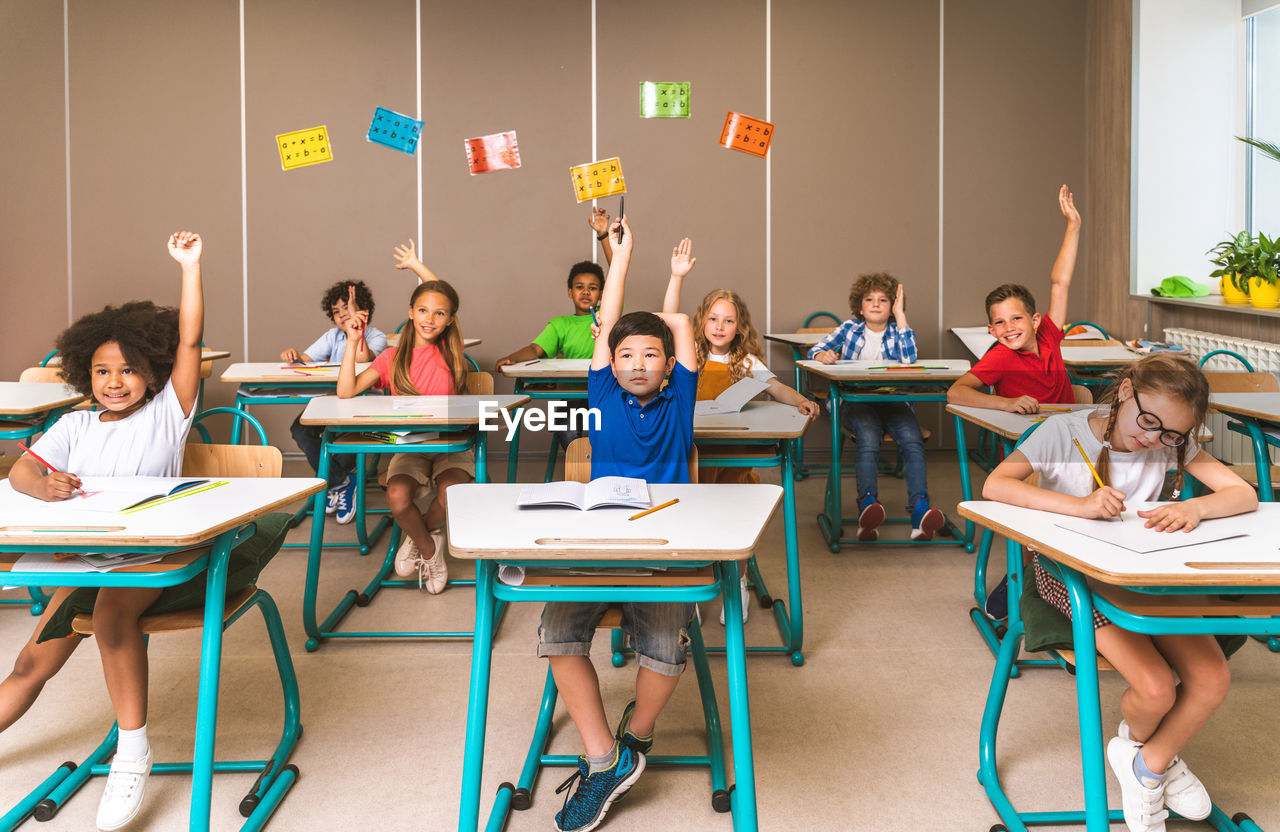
277,125,333,171
569,157,626,203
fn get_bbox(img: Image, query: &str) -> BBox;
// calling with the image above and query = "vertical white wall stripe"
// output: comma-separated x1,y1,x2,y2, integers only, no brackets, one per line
590,0,598,263
938,0,944,352
239,0,248,359
765,0,773,363
416,0,423,247
63,0,72,324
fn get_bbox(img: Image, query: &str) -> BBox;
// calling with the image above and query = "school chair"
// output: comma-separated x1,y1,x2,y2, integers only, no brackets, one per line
20,432,302,829
781,313,839,481
1064,320,1111,340
1190,367,1280,501
18,367,65,384
487,438,734,829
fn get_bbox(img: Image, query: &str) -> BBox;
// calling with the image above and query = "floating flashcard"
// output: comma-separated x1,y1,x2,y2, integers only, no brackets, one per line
569,157,626,203
465,131,521,174
640,82,691,118
367,107,423,155
719,111,774,158
276,125,332,171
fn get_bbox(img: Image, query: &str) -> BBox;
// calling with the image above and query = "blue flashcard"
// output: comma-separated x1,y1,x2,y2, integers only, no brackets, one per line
366,107,423,155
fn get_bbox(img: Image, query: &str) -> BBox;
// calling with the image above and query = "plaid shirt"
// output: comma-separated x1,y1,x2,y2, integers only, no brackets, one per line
806,318,918,364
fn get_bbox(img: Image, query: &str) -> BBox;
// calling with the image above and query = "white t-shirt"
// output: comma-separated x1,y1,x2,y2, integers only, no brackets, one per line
1016,408,1199,501
855,327,887,360
29,380,197,477
704,351,776,382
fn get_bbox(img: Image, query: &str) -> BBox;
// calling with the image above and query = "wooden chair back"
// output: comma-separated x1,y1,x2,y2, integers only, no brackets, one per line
1203,371,1280,394
19,367,65,383
564,438,699,484
1070,384,1093,404
182,443,283,478
465,371,494,395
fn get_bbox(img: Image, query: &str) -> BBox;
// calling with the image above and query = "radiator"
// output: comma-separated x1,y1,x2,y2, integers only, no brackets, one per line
1163,327,1280,466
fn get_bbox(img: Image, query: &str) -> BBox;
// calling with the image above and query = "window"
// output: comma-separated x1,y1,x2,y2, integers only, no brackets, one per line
1248,8,1280,235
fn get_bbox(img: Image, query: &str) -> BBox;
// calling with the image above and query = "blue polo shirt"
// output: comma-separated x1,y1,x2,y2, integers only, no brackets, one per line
587,363,696,484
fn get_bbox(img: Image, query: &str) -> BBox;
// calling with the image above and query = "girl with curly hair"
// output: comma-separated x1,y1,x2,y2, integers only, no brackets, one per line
5,231,205,830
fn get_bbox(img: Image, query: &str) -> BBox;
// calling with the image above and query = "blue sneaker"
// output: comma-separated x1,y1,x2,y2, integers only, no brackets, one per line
857,490,884,541
334,476,358,525
909,494,945,540
324,477,348,516
614,701,653,755
984,575,1009,621
554,746,645,832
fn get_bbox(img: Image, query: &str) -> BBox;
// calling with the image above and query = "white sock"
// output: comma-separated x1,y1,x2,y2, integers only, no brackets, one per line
117,725,149,761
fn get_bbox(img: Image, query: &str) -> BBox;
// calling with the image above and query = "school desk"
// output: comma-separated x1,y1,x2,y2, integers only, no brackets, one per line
762,332,829,479
958,500,1280,832
448,482,783,832
796,359,972,550
1210,392,1280,502
219,361,376,444
297,393,527,652
498,358,590,483
1060,344,1142,393
0,475,324,832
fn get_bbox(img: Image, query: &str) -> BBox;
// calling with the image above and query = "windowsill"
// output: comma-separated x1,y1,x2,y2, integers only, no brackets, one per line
1136,293,1280,320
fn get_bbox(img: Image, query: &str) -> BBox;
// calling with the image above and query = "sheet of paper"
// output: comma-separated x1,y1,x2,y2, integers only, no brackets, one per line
569,157,626,202
366,107,423,155
68,489,157,513
640,81,690,118
465,131,521,174
1054,512,1247,554
694,376,769,416
276,125,332,170
390,397,450,415
78,552,167,572
584,476,649,508
719,111,774,158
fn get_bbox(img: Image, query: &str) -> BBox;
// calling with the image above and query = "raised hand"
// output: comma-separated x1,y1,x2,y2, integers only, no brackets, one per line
167,231,202,266
588,207,610,236
1059,184,1080,228
393,238,421,270
892,284,906,319
611,216,633,257
670,238,696,278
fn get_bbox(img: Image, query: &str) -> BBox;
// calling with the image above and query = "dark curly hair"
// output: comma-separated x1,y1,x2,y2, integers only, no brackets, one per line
567,261,604,290
55,301,179,400
320,280,375,322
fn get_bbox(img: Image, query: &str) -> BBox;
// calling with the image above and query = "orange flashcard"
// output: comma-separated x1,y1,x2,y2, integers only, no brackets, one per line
719,111,774,158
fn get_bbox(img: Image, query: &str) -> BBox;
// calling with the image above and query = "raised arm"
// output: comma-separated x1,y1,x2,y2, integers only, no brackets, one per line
166,231,204,417
655,312,697,372
336,310,382,398
1046,184,1081,329
661,237,697,314
392,237,442,284
591,215,633,370
589,207,614,265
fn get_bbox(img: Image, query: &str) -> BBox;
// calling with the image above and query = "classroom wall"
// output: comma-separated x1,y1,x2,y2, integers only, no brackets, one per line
1,0,1089,457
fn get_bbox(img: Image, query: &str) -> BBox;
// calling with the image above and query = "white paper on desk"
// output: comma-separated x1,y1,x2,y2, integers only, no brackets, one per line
694,377,769,416
1054,514,1247,553
391,397,449,415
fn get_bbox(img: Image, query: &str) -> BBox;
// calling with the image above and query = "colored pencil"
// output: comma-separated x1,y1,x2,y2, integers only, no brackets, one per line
1073,437,1124,521
629,497,678,521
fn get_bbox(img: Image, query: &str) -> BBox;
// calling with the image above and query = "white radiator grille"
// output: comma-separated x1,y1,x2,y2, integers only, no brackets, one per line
1164,328,1280,466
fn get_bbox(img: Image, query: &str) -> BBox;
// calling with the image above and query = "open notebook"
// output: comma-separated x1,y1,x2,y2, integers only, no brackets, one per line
517,477,650,511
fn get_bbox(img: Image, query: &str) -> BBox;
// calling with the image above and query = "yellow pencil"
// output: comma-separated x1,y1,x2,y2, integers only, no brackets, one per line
629,498,679,521
1072,437,1124,521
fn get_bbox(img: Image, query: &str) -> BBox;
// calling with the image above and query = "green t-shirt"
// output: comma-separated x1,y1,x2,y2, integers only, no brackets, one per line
532,313,596,359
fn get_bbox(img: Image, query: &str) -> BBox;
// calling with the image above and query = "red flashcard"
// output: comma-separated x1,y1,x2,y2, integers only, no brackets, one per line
465,131,521,174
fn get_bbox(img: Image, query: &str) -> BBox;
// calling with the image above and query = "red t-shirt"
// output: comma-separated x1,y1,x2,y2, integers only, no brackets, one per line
969,316,1074,404
370,343,456,395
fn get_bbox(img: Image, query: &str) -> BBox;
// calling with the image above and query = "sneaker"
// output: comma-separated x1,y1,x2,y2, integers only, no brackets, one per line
909,494,945,541
554,746,646,832
1107,736,1168,832
393,535,421,578
333,476,358,525
857,491,884,541
324,477,348,516
614,701,654,755
984,576,1009,621
418,529,449,594
719,574,750,626
96,749,153,831
1161,756,1212,821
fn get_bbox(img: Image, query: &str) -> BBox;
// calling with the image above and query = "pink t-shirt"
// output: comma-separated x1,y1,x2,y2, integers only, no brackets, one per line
370,343,456,395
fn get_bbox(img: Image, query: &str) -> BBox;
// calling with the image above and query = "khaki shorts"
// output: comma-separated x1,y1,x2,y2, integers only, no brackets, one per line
386,451,476,489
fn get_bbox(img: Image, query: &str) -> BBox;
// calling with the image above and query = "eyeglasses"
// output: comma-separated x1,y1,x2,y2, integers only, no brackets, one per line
1130,388,1193,448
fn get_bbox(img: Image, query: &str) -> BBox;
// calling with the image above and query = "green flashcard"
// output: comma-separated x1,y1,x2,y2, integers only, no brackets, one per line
640,82,691,118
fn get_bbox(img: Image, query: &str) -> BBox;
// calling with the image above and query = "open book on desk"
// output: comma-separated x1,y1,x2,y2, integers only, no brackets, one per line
71,478,227,514
517,477,650,511
694,376,769,416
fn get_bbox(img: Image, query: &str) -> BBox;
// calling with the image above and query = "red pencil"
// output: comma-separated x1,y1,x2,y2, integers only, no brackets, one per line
17,442,83,496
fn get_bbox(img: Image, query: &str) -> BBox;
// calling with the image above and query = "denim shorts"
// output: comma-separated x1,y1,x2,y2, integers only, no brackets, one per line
538,601,696,676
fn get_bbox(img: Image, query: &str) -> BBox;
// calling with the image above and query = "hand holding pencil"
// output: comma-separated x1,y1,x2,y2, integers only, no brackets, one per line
17,442,82,501
1072,437,1126,520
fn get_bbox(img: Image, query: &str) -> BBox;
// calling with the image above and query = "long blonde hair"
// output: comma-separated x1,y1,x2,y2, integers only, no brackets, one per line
1095,354,1209,496
692,289,765,383
392,281,468,396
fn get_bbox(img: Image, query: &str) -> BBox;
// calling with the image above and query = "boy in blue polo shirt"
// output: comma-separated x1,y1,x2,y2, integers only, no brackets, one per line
538,215,698,832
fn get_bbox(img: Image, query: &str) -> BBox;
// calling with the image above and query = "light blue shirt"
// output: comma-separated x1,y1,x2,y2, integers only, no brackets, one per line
304,325,387,362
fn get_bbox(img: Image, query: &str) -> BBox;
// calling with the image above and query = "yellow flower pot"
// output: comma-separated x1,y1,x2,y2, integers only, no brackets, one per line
1221,274,1250,304
1248,277,1280,309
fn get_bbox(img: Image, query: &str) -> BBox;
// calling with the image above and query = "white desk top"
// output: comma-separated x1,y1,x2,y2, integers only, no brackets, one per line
695,401,811,439
1061,346,1142,367
796,359,970,381
947,403,1095,440
386,333,482,348
958,500,1280,586
299,394,528,426
1210,393,1280,424
0,477,324,548
0,382,87,417
499,359,591,379
763,332,826,347
220,362,371,383
447,483,783,561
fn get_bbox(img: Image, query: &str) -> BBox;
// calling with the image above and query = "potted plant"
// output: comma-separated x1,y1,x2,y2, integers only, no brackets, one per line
1207,230,1254,304
1249,231,1280,308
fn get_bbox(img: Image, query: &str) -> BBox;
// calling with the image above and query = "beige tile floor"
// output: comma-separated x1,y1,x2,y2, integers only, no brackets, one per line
1,452,1277,831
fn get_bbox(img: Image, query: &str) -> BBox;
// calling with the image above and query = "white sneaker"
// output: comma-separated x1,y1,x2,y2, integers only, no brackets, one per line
1107,736,1168,832
719,574,750,626
393,535,421,578
96,749,152,831
1162,756,1212,821
324,478,347,516
419,529,449,595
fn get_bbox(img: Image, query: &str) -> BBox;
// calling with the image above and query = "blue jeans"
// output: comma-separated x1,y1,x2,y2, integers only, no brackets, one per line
289,413,354,489
841,401,928,507
538,601,695,676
